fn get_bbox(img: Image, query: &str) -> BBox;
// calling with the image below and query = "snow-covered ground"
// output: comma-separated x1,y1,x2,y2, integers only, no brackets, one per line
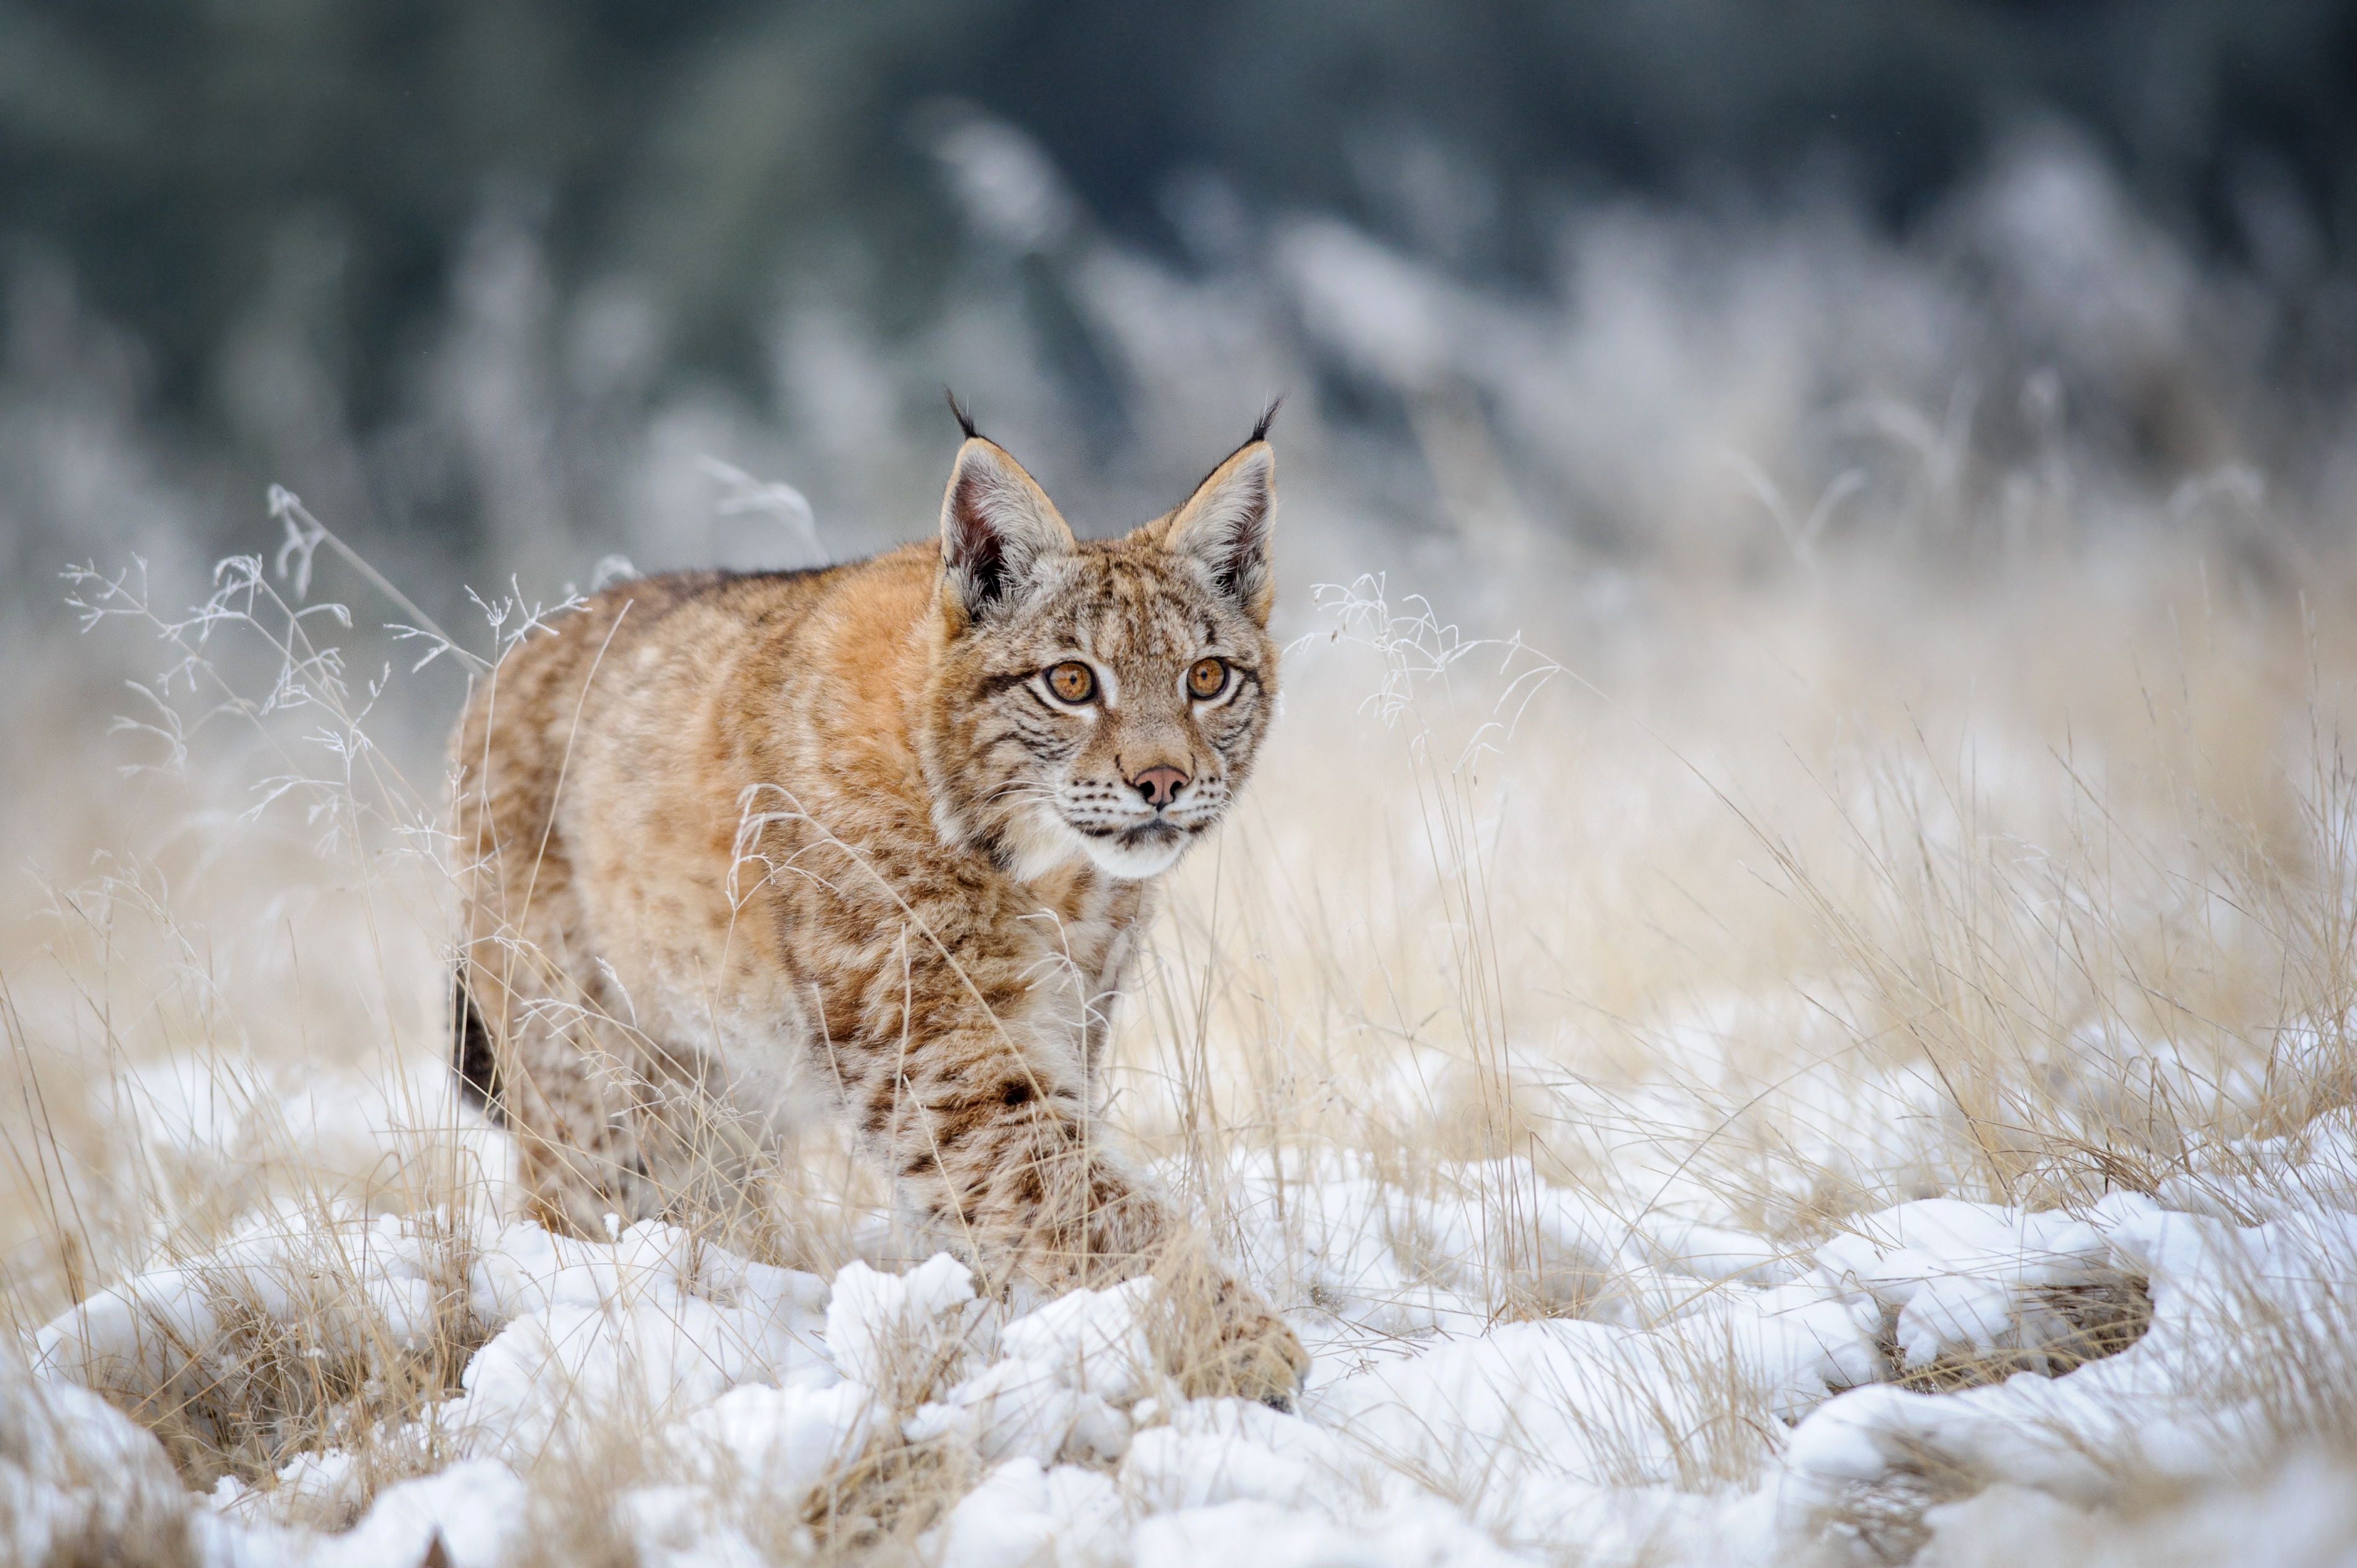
10,542,2356,1565
12,1077,2355,1567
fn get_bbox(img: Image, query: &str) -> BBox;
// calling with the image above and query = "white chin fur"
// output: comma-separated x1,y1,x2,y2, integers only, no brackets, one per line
1079,831,1187,880
999,809,1090,882
988,803,1187,882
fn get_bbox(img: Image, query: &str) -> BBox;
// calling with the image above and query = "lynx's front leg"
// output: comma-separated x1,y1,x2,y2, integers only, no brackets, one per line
824,930,1307,1404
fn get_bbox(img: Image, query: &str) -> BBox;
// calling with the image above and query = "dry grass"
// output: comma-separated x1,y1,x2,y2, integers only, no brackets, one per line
3,486,2355,1564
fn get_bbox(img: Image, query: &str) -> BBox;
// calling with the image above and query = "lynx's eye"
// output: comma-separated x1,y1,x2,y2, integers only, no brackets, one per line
1046,661,1097,704
1187,657,1229,700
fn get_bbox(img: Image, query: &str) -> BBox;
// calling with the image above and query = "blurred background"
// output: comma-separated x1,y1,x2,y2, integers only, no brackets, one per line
5,0,2357,868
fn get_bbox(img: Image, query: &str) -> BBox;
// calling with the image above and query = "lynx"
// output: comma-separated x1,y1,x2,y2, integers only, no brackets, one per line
451,408,1306,1400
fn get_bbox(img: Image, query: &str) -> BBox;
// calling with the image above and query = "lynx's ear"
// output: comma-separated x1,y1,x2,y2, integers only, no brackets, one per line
1161,434,1275,625
938,437,1075,623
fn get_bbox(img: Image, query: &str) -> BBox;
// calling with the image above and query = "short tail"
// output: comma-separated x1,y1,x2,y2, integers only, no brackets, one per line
452,969,505,1124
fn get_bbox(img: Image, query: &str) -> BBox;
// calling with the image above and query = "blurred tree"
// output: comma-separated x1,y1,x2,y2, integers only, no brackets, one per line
2,0,2351,443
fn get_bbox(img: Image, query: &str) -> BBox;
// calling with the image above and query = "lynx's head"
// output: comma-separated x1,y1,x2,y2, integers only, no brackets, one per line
917,415,1279,882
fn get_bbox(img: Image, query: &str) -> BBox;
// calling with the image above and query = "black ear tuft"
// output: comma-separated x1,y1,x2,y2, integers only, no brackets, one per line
1251,395,1283,446
946,387,981,442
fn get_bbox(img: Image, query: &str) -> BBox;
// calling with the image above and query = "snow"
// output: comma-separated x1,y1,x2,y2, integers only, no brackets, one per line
452,1219,835,1461
0,1337,192,1564
996,1279,1159,1407
1128,1495,1529,1568
927,1458,1124,1568
302,1462,526,1568
1911,1453,2357,1567
14,1091,2357,1566
1814,1199,2109,1367
1785,1193,2357,1510
824,1253,982,1394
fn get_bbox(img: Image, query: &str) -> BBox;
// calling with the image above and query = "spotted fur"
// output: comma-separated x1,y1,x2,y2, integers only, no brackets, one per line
451,427,1304,1399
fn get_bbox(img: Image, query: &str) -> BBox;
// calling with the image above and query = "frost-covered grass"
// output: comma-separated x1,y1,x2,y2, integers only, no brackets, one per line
4,495,2355,1567
5,105,2356,1567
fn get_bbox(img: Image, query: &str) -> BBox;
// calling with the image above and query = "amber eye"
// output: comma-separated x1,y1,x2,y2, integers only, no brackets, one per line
1046,661,1097,703
1187,657,1229,700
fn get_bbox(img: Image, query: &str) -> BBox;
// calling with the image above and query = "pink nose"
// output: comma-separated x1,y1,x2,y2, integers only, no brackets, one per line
1130,764,1189,809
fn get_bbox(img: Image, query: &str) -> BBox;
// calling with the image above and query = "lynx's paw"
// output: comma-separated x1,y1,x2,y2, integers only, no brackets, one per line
1156,1260,1311,1409
1212,1294,1313,1411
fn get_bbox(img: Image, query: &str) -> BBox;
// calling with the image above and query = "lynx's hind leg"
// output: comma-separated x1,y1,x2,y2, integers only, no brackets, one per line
452,618,677,1237
456,936,665,1237
454,941,784,1247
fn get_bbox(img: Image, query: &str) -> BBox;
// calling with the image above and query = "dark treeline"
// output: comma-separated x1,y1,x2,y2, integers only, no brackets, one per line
5,0,2353,441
